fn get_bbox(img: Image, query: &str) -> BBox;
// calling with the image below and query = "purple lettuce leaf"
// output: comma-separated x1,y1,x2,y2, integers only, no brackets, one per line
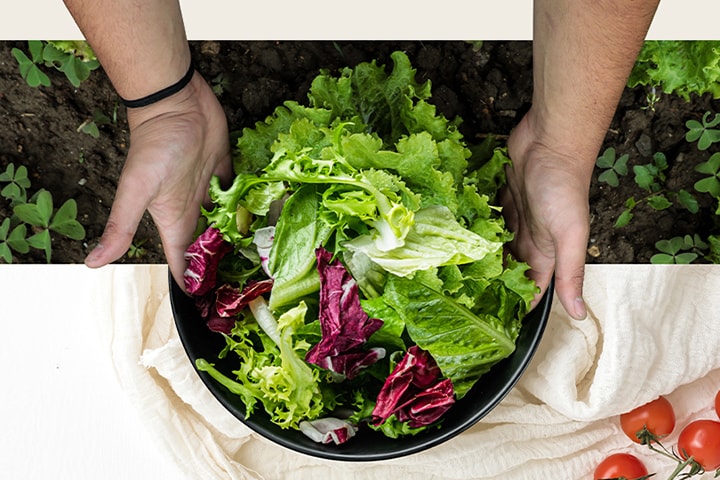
305,247,384,380
183,226,233,296
215,279,274,317
372,345,455,428
194,279,274,334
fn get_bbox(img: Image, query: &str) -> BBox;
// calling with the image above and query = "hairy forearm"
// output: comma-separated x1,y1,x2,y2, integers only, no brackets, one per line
531,0,659,165
63,0,191,101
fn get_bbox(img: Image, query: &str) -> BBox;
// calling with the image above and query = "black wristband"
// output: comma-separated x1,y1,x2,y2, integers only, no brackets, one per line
119,61,195,108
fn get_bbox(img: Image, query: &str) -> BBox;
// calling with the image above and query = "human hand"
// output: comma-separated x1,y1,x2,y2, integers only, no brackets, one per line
502,109,593,320
84,72,232,290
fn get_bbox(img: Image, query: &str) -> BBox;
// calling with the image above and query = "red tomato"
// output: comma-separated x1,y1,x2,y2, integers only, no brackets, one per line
593,453,649,480
677,419,720,470
620,396,675,443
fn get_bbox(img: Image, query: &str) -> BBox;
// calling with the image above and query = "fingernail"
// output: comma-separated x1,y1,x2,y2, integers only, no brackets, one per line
573,297,587,320
85,243,104,266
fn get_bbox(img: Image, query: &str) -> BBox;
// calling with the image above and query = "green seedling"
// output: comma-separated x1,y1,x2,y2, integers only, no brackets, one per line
707,235,720,264
0,163,31,206
12,189,86,262
0,218,30,264
127,239,148,259
694,152,720,198
614,152,698,227
642,86,661,112
686,111,720,151
596,147,629,187
211,73,230,96
11,41,51,88
78,107,112,138
650,235,704,264
12,40,100,89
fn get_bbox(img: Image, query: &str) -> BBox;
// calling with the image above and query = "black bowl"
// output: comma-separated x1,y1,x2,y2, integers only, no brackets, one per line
170,271,553,461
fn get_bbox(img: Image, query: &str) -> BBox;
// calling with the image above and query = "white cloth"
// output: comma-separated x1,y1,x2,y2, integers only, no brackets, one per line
93,264,720,480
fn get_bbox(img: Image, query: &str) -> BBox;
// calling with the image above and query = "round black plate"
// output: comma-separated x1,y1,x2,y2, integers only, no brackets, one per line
170,272,553,461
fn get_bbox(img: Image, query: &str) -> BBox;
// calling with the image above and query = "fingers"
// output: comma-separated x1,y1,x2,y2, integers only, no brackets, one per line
85,177,149,268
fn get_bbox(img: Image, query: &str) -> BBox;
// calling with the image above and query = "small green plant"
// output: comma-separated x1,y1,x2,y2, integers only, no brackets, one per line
0,162,86,263
685,111,720,151
650,235,707,264
596,147,629,187
614,152,698,227
127,239,148,259
0,163,31,206
211,73,230,96
11,41,51,87
694,152,720,199
11,40,100,89
77,107,112,138
707,235,720,263
13,190,86,262
0,218,29,263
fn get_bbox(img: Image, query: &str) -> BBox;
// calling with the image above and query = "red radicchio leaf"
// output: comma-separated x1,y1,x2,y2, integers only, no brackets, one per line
183,227,233,296
305,247,384,380
215,279,274,317
314,347,386,382
205,309,236,335
372,346,455,428
195,279,275,334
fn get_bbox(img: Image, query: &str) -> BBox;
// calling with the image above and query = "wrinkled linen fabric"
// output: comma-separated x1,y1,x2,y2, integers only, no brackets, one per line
92,265,720,480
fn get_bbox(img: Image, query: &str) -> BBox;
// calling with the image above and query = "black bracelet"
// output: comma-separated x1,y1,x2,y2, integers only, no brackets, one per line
119,61,195,108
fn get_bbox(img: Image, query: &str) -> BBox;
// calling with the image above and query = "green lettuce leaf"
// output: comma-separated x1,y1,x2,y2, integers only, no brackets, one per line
382,274,519,398
267,185,332,311
628,41,720,101
197,301,326,429
342,205,502,277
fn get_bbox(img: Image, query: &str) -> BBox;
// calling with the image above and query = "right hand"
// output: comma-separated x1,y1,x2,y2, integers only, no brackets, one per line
502,109,593,320
85,71,233,290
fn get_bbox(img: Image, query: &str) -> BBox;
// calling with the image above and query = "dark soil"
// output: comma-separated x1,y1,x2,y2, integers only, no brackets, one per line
1,40,718,265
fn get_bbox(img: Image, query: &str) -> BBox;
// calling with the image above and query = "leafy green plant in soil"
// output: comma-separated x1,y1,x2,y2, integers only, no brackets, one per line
12,40,100,88
628,41,720,102
607,151,698,229
650,235,707,264
596,147,629,187
0,162,86,263
686,111,720,151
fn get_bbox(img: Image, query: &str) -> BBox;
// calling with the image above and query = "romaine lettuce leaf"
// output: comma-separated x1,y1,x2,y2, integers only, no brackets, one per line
382,275,518,398
267,185,332,311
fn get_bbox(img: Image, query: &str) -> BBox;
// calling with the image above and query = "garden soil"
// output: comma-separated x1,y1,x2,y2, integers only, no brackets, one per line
1,40,717,265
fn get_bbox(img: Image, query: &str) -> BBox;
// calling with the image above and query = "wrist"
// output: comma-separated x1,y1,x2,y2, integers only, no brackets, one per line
508,108,598,185
120,60,194,109
125,70,200,128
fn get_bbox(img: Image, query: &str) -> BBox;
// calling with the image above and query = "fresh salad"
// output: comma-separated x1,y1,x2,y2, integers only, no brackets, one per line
183,51,538,445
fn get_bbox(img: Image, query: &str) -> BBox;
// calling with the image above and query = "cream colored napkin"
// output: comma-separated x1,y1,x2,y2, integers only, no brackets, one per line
93,265,720,480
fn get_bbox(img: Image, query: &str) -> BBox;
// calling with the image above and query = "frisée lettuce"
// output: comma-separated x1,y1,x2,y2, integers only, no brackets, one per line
189,51,538,443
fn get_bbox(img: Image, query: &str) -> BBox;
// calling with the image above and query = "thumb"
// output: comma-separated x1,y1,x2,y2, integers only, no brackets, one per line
85,175,150,268
553,224,589,320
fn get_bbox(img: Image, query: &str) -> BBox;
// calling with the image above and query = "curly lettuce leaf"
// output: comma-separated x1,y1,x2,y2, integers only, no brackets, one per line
628,41,720,101
197,300,326,429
